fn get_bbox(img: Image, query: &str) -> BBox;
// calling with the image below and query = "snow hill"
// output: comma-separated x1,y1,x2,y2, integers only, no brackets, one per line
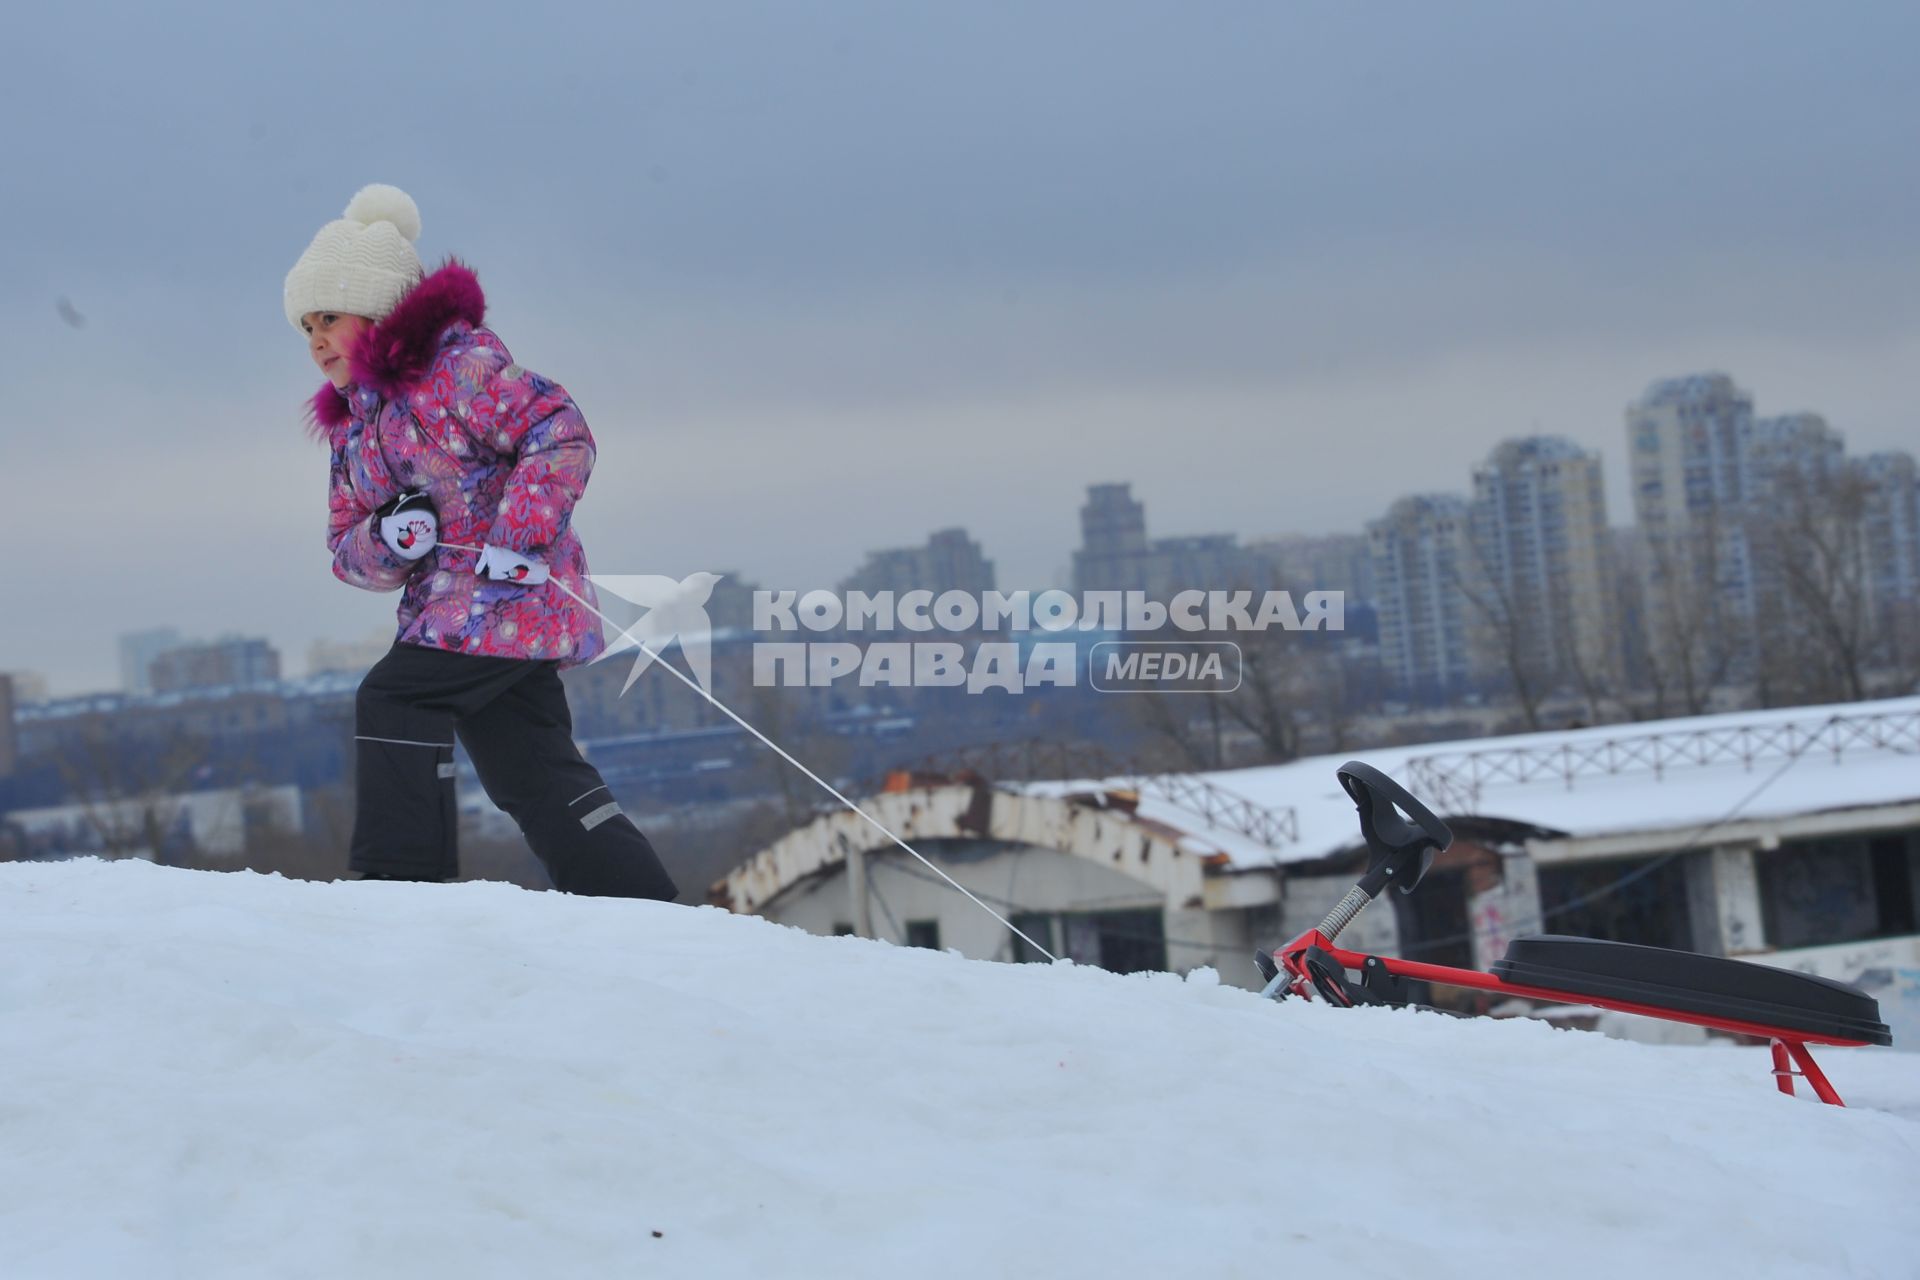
2,860,1916,1280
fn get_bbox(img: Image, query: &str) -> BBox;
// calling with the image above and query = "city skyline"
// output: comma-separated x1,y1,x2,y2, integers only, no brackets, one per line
9,361,1915,699
22,360,1912,710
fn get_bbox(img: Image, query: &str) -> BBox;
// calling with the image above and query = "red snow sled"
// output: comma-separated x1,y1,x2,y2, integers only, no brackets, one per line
1254,762,1893,1106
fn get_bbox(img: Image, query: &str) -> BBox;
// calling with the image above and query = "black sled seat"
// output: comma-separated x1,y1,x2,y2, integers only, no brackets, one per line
1492,935,1892,1046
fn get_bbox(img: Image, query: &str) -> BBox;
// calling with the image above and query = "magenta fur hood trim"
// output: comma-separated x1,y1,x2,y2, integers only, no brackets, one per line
304,258,487,439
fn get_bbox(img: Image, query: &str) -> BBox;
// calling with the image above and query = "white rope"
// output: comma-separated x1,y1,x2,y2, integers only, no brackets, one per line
438,541,1058,961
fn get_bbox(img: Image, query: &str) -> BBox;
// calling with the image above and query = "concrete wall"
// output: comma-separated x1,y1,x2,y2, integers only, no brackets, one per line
767,839,1165,963
1761,933,1920,985
721,786,1212,917
762,837,1269,983
1278,874,1400,957
1760,933,1920,1052
1467,851,1542,969
1682,844,1766,957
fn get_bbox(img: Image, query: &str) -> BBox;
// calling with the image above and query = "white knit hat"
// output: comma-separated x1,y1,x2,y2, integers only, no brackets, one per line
283,184,424,330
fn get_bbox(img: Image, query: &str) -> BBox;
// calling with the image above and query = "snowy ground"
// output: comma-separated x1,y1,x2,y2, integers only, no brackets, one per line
2,860,1916,1280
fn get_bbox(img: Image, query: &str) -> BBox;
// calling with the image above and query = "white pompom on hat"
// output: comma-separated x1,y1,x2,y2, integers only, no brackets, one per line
283,184,425,330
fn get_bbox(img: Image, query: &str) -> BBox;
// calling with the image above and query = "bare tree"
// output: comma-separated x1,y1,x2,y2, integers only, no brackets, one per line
46,724,212,863
1879,597,1920,696
1128,686,1224,771
1746,465,1873,705
744,681,853,827
231,782,350,882
1195,559,1358,765
1449,507,1634,729
1634,512,1743,717
0,816,26,862
1212,629,1355,763
1447,542,1549,731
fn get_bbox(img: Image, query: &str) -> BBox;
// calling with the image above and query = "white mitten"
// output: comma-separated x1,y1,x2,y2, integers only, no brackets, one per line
376,491,438,561
474,544,551,585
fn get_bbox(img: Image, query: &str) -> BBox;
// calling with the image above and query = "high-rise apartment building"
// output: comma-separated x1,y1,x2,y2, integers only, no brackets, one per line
1368,494,1476,700
1247,532,1375,604
1469,436,1621,695
1626,375,1762,680
1070,483,1263,602
1626,376,1912,701
840,528,996,600
1071,484,1154,595
1858,450,1920,637
1748,413,1845,494
1743,414,1851,648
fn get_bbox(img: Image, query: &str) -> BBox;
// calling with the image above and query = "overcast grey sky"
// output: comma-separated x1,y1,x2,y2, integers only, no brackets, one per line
3,1,1916,695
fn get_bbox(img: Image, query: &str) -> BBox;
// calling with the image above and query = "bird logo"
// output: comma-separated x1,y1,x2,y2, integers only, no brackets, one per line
587,571,724,694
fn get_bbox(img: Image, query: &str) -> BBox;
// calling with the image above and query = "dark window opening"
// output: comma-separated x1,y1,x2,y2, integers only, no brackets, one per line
1391,868,1473,968
1870,835,1918,937
1758,832,1919,951
1010,909,1166,974
904,919,941,950
1010,913,1054,964
1538,855,1694,951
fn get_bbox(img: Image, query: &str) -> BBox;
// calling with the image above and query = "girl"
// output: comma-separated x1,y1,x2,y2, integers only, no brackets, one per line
287,184,677,900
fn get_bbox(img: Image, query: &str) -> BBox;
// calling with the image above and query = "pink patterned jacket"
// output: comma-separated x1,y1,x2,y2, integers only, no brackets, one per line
308,260,605,668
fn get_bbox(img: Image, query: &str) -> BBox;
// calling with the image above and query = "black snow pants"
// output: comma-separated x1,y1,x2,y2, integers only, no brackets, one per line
349,641,678,900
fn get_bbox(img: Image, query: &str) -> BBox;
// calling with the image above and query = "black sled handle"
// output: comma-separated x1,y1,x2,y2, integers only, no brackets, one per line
1335,760,1452,898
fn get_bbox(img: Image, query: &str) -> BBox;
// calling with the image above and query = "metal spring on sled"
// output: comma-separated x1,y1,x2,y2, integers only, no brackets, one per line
1316,885,1372,943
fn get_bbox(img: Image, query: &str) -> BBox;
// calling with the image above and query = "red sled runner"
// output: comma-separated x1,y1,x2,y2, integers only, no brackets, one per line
1254,762,1893,1106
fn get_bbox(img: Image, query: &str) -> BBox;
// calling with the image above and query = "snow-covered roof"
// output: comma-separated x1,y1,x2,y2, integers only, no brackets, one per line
1028,695,1920,870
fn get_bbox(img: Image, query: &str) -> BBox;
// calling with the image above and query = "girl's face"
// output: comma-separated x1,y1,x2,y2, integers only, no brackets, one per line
301,311,372,389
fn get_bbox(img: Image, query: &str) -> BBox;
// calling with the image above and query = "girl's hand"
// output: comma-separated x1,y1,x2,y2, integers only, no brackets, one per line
474,544,550,585
376,490,438,561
